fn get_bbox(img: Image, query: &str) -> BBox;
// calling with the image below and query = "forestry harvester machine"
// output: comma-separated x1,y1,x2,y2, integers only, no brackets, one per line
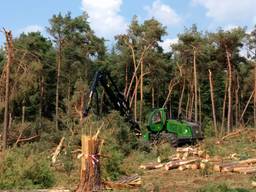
83,70,204,147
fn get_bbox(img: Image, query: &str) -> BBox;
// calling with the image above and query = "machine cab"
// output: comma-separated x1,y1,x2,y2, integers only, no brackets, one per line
147,108,167,133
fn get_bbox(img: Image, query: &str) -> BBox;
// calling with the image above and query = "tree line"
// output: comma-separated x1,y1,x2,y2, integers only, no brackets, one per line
1,12,256,150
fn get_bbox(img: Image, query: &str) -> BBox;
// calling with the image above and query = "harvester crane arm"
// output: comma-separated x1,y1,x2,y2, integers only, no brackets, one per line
83,71,140,134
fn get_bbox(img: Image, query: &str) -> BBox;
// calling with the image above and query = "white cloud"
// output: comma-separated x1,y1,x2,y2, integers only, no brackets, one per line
145,0,181,26
193,0,256,23
19,25,44,34
158,38,178,53
81,0,127,39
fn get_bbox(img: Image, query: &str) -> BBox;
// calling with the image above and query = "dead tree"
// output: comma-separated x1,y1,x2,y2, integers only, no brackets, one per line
208,70,218,136
2,29,13,151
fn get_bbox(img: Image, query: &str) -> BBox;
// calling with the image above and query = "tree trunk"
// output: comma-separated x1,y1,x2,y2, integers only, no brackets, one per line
198,87,202,125
152,87,155,109
76,136,102,192
134,77,138,121
209,70,218,136
185,93,190,119
254,63,256,127
124,62,128,95
39,76,44,129
193,49,198,122
235,74,240,128
3,30,13,151
178,80,185,117
221,77,228,134
139,60,144,124
226,48,232,133
55,40,62,131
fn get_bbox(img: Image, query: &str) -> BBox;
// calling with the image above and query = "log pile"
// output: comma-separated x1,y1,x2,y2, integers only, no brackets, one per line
103,174,142,190
139,146,256,175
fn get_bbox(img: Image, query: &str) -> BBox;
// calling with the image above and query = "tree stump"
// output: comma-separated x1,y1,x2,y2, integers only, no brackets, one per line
76,135,102,192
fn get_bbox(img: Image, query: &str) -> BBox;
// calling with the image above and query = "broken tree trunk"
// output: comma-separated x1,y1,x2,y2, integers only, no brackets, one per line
76,135,102,192
52,137,65,164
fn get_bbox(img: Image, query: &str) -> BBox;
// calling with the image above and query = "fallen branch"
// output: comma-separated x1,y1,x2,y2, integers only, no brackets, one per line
52,137,65,164
16,135,39,144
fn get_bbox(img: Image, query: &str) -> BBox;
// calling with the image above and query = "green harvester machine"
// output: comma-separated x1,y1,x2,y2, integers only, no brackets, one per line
143,108,204,147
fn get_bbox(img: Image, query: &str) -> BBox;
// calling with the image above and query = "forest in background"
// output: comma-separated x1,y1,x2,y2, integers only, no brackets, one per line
0,11,256,190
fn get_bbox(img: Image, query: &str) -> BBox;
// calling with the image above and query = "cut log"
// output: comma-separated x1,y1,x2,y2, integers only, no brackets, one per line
139,163,164,170
200,162,206,170
52,137,65,164
233,167,256,174
191,162,200,170
165,159,199,170
178,165,187,171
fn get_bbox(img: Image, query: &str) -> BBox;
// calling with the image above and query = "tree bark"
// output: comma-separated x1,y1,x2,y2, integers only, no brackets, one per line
152,87,155,109
235,74,240,128
55,39,62,131
254,63,256,127
139,60,144,124
226,47,232,133
3,30,13,151
193,48,198,122
178,80,185,117
221,77,228,134
209,70,218,136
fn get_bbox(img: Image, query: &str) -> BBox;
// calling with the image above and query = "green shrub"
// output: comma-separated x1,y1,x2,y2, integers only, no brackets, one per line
0,147,55,189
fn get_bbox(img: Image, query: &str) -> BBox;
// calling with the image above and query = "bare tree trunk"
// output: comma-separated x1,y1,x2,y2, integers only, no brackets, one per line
188,93,194,121
152,87,155,108
178,80,185,117
186,93,190,119
55,40,62,131
226,48,232,133
124,62,128,95
254,63,256,127
163,79,178,108
193,49,198,122
39,76,44,129
139,60,144,124
239,90,254,125
209,70,218,136
235,74,240,128
22,104,25,125
134,77,138,121
3,30,13,151
198,87,202,125
221,78,228,134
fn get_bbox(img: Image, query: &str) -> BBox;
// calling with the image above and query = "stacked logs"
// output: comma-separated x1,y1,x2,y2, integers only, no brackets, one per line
140,146,256,175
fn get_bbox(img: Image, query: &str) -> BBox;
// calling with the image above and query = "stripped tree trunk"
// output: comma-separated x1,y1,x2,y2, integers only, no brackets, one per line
254,63,256,127
152,87,155,109
56,39,63,131
221,77,228,135
139,60,144,124
3,30,13,151
209,70,218,136
226,47,232,133
178,80,185,117
235,74,240,128
193,49,198,122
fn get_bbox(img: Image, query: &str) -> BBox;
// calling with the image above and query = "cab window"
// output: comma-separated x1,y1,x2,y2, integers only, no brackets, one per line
152,111,161,123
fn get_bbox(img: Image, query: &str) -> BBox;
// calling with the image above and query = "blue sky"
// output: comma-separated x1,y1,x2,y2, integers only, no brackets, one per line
0,0,256,51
